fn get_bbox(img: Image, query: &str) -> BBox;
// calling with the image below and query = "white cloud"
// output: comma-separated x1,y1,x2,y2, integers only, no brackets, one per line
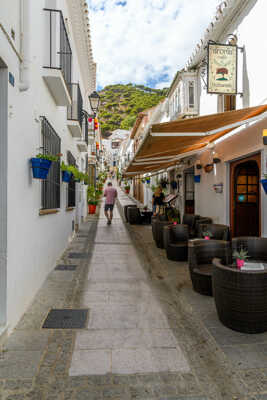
87,0,220,89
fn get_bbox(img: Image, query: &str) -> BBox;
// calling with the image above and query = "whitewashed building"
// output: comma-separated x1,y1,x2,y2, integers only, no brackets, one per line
0,0,96,335
125,0,267,237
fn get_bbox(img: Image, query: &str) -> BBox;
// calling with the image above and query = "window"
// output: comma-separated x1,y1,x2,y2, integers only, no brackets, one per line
224,95,236,111
189,81,194,108
41,117,61,210
67,151,76,208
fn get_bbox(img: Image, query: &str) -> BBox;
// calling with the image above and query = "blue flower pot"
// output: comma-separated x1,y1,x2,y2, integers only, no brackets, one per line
146,179,150,184
260,179,267,194
194,175,201,183
62,170,72,183
31,158,52,179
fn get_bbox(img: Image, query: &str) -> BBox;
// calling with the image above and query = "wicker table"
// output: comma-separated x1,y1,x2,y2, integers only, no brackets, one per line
212,258,267,333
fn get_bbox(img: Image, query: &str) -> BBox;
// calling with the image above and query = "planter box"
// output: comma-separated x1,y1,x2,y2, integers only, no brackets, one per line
31,158,52,179
62,170,72,183
194,175,201,183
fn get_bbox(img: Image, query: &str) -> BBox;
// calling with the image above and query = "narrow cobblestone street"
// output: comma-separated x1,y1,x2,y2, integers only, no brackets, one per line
0,188,267,399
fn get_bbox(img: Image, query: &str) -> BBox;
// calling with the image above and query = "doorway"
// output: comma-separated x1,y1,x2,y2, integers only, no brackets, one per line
0,59,8,327
230,154,260,237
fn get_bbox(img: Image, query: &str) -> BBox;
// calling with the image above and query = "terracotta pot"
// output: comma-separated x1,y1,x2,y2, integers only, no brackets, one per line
88,204,96,214
125,189,130,194
236,259,244,269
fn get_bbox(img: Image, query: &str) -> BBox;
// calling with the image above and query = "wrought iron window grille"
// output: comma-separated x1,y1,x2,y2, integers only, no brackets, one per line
67,151,76,208
40,116,61,210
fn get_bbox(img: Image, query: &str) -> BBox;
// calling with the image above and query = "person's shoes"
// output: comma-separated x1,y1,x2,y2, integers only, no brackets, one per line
107,220,111,225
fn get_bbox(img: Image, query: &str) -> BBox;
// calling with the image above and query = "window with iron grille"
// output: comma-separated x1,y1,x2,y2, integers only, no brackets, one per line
67,151,76,207
41,117,61,210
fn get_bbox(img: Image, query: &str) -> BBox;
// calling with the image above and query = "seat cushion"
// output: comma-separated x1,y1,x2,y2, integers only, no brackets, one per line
193,264,212,276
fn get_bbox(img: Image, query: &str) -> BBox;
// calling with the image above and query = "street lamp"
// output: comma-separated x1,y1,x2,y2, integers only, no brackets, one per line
88,91,100,116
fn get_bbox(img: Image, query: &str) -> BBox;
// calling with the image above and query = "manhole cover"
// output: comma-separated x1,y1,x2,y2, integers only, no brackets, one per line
55,264,77,271
68,252,88,259
42,309,89,329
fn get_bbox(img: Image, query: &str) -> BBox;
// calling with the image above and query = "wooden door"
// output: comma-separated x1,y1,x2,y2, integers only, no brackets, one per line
230,154,260,237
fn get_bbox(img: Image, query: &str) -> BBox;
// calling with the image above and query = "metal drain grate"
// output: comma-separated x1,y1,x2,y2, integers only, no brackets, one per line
68,252,88,259
42,309,89,329
55,264,77,271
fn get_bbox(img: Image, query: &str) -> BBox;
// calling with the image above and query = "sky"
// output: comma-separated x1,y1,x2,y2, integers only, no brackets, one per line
87,0,221,90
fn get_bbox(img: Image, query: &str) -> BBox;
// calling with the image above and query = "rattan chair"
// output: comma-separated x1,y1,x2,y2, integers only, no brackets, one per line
194,217,213,236
188,240,232,296
232,237,267,261
182,214,200,238
153,215,172,248
163,224,189,261
196,224,230,241
212,257,267,333
124,204,137,222
127,206,141,224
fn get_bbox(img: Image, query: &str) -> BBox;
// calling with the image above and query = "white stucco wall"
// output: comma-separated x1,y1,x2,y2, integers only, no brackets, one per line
1,0,92,331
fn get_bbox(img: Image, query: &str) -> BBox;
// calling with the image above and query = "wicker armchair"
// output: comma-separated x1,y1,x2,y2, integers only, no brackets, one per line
195,217,213,236
188,240,232,296
232,237,267,261
196,224,230,241
124,205,137,222
212,257,267,333
153,215,172,248
163,224,189,261
182,214,200,238
127,206,141,224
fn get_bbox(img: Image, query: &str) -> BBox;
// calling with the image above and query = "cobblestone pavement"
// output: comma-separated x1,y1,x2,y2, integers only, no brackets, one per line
0,189,267,399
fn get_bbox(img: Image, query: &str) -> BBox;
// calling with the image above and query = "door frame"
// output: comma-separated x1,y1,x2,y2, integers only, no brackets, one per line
230,153,261,237
0,58,8,326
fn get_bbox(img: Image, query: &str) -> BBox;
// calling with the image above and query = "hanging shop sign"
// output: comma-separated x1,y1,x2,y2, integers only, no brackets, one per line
207,43,237,95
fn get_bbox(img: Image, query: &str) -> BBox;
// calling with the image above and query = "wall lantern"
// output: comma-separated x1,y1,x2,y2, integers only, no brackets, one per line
212,152,221,164
196,160,202,169
88,91,100,115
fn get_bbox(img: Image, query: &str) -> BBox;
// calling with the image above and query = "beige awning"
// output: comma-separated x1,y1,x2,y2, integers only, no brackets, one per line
125,105,267,175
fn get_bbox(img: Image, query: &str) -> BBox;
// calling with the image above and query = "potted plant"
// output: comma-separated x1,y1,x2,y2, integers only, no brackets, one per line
202,230,212,240
145,177,151,184
125,184,130,194
160,178,169,189
233,247,249,269
31,153,59,180
60,161,72,183
87,185,98,214
170,180,178,190
194,175,201,183
167,208,180,224
260,174,267,194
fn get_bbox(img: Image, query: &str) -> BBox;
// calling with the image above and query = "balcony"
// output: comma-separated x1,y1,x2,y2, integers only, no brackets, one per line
77,111,89,152
67,83,83,138
43,9,72,106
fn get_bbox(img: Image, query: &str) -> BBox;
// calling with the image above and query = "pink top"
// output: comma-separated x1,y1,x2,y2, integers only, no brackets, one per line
104,187,117,205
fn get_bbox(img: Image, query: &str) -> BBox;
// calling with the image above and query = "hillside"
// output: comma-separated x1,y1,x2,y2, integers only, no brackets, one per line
98,83,168,138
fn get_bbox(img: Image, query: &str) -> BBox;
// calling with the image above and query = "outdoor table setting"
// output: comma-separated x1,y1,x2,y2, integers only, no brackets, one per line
212,257,267,334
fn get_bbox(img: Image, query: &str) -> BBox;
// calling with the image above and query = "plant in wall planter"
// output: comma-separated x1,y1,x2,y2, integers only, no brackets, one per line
194,175,201,183
31,153,60,180
260,175,267,194
60,161,73,183
233,247,249,269
204,164,213,173
145,177,151,184
160,178,169,189
125,185,130,194
170,180,178,190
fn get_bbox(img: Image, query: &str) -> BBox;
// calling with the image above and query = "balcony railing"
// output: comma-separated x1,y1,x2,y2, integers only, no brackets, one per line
67,83,83,128
43,8,72,94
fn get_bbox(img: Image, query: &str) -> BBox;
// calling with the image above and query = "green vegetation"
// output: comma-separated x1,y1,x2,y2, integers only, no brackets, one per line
98,84,168,137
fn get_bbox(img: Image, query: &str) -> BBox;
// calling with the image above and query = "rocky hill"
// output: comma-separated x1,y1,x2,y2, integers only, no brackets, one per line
98,83,168,138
